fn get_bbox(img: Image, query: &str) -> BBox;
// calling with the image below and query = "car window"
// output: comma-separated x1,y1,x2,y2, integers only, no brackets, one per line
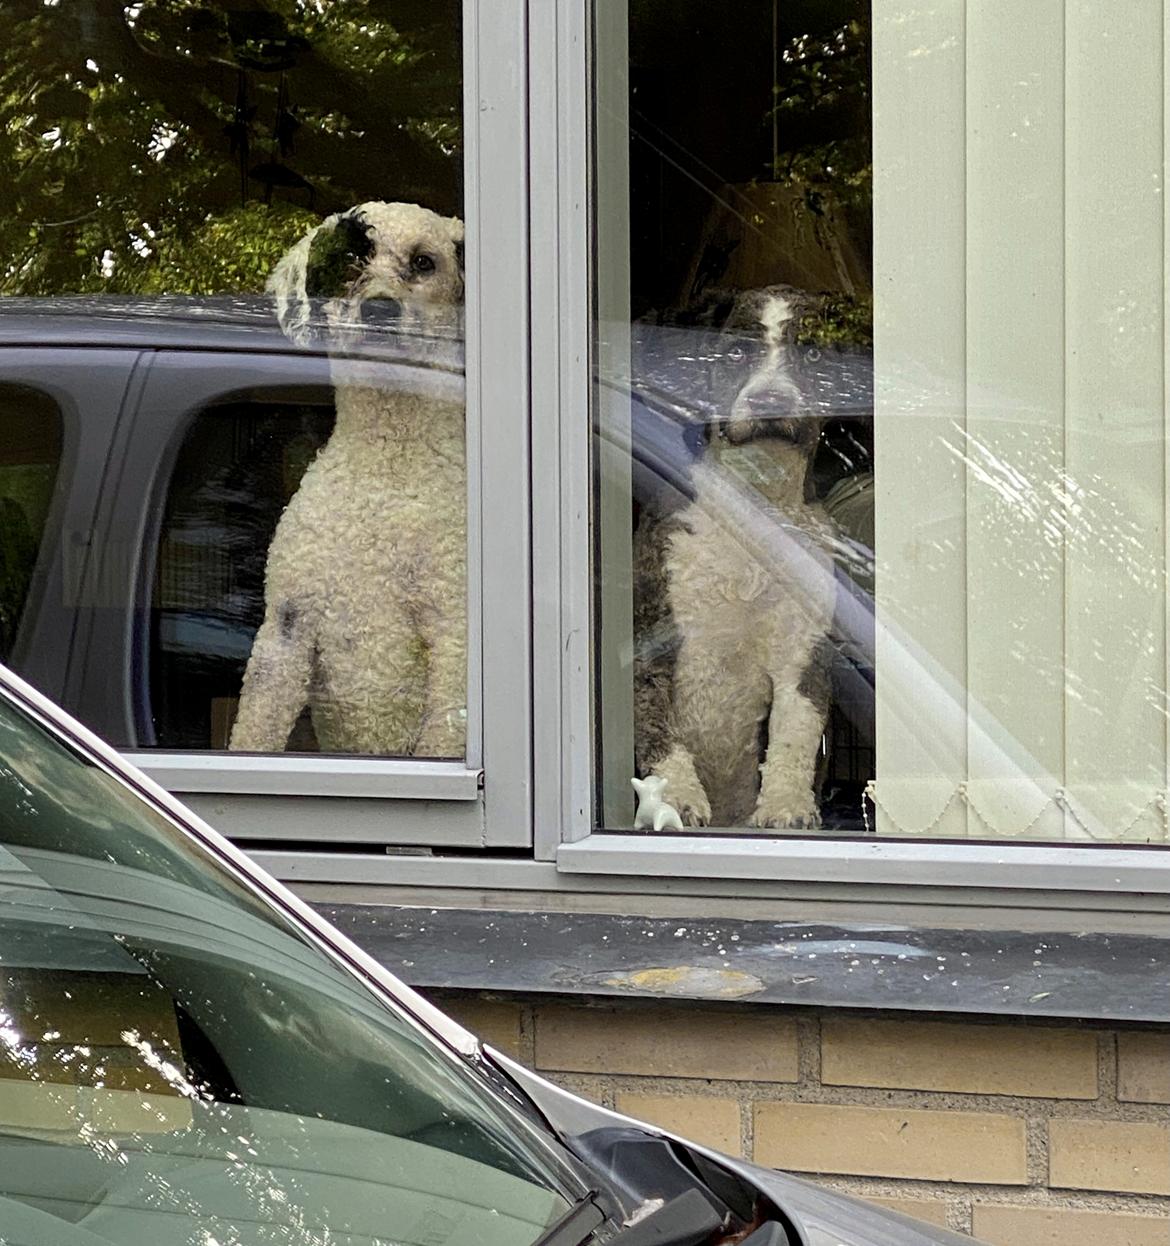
0,386,62,663
0,689,576,1245
150,395,335,749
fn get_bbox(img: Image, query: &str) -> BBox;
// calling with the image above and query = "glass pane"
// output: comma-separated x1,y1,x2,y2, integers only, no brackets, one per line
594,0,1170,847
0,689,575,1241
1,1,469,760
0,387,63,663
593,0,875,835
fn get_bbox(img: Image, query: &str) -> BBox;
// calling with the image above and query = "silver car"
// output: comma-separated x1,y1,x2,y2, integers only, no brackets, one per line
0,663,977,1246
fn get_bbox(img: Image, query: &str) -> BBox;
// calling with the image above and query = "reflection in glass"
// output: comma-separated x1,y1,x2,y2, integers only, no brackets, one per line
0,693,574,1243
154,399,336,750
0,2,462,296
594,0,874,834
0,388,62,663
0,1,470,760
597,1,1170,847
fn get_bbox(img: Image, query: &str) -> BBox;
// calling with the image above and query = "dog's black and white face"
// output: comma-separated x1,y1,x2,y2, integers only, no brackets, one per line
268,201,465,344
718,286,820,452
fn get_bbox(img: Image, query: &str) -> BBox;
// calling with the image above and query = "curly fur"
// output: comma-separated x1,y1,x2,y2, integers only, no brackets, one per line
229,201,467,757
633,287,836,828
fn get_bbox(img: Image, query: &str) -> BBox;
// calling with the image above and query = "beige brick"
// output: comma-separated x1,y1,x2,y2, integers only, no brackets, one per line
973,1203,1170,1246
535,1005,797,1082
440,998,522,1058
543,1072,609,1105
754,1102,1027,1184
1118,1033,1170,1105
822,1019,1098,1100
616,1092,742,1156
1049,1119,1170,1195
867,1197,951,1228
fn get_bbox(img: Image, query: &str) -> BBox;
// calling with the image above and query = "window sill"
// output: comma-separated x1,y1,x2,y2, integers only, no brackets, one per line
556,832,1170,894
125,753,482,800
315,901,1170,1024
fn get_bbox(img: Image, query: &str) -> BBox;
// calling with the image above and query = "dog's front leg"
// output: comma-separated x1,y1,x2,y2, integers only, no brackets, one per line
230,597,316,752
413,615,467,758
750,644,830,830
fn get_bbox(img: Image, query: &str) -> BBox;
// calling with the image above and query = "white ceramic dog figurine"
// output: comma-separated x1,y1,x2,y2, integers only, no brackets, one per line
230,201,467,757
633,287,836,828
631,774,685,831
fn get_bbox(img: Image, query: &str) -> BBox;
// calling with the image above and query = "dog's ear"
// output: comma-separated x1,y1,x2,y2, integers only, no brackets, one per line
448,216,465,275
305,209,375,298
267,209,377,345
266,226,317,345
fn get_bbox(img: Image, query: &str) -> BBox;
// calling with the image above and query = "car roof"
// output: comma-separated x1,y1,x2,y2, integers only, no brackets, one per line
0,296,468,372
0,295,300,352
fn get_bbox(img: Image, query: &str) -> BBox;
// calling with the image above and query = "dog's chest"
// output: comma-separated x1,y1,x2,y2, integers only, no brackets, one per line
280,418,466,608
662,493,827,659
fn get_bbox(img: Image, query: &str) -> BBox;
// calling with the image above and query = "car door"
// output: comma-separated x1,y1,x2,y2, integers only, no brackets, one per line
0,347,143,704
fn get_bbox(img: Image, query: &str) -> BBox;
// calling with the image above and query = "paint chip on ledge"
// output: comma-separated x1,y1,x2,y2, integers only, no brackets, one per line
601,966,765,999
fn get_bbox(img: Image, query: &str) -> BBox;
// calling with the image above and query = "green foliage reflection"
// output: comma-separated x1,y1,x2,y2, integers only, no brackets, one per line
0,0,462,296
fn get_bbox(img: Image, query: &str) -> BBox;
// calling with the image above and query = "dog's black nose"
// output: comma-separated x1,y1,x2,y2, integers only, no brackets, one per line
744,384,801,419
359,297,402,325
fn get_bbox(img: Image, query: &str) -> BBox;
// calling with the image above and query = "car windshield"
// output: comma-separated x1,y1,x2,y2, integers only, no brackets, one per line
0,686,576,1246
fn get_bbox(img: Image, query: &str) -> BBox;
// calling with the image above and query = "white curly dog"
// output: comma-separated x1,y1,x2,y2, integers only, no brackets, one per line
229,201,468,757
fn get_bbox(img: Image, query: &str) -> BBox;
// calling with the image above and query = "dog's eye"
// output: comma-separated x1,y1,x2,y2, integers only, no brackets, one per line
727,345,746,363
411,253,436,274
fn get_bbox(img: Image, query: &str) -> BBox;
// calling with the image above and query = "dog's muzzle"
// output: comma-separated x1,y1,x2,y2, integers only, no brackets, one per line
724,387,815,447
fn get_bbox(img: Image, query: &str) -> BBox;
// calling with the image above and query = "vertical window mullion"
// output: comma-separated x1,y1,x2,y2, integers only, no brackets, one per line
531,0,594,853
468,0,534,847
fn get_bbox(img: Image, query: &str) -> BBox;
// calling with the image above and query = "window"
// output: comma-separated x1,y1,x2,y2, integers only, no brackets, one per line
3,0,1167,901
870,0,1170,846
592,0,875,835
586,0,1170,852
0,689,577,1239
2,0,468,759
0,0,536,847
0,386,63,663
1,0,470,763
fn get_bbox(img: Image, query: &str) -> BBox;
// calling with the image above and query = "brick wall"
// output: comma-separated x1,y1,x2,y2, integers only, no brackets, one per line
434,993,1170,1244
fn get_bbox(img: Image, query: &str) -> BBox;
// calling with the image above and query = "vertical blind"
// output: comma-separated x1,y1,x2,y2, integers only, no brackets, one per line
873,0,1169,841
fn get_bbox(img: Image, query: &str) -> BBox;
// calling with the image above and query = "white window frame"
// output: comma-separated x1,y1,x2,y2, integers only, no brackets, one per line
120,0,532,851
525,0,1170,902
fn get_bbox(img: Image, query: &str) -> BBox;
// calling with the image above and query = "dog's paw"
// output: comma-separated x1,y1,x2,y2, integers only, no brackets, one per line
749,792,822,831
677,794,712,828
653,747,711,828
658,774,710,827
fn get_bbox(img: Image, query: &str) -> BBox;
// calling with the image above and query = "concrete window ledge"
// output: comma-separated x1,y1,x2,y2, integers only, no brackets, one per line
315,904,1170,1024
